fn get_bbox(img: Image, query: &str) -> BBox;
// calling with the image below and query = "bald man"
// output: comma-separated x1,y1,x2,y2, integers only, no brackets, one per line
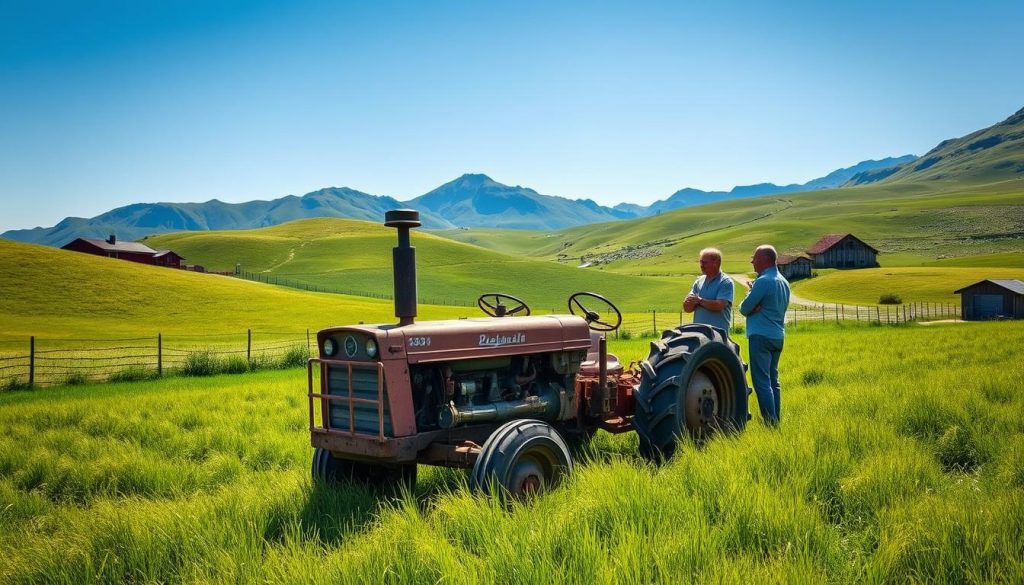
739,245,791,427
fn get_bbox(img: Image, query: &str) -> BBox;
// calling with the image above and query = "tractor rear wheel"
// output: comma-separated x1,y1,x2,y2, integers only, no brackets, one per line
633,324,748,461
470,419,573,498
311,447,417,491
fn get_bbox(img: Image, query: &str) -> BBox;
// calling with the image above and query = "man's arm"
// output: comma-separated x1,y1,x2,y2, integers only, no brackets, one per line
739,277,767,316
683,279,700,313
697,298,729,311
698,276,734,313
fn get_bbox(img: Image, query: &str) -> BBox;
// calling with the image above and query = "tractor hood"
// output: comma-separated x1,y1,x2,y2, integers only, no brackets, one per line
319,315,592,363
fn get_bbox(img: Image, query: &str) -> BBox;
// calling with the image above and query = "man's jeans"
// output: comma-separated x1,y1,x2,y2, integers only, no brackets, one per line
748,335,784,426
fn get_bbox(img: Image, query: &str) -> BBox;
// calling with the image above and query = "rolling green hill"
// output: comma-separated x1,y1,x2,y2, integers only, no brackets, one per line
440,179,1023,276
145,218,693,311
0,238,469,340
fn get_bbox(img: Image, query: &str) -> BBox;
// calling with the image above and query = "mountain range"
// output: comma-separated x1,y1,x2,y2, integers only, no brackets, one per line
0,159,916,246
5,105,1023,247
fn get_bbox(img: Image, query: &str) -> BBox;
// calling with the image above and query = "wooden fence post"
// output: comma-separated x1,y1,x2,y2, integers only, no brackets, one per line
247,329,252,364
158,333,162,377
652,310,657,334
822,305,825,322
875,306,880,323
306,329,311,354
29,336,34,387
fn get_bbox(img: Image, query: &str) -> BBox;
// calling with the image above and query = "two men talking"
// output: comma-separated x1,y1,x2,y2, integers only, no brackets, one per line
683,245,790,427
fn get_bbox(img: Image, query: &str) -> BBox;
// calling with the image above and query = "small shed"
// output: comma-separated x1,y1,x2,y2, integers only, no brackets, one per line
954,279,1024,320
152,250,184,268
808,233,879,269
777,254,812,281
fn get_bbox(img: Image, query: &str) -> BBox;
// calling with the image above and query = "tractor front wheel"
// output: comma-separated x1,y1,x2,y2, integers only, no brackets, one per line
633,324,748,461
311,447,417,491
470,419,573,498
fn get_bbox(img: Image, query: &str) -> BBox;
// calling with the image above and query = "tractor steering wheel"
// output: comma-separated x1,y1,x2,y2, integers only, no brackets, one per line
478,293,531,317
568,292,622,332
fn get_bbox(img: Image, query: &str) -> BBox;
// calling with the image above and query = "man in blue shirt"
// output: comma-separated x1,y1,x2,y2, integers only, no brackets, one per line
739,245,791,427
683,248,734,335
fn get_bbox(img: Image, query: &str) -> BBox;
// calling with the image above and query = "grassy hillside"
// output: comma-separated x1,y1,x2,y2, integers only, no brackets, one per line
146,218,693,311
0,238,469,340
445,179,1023,275
1,322,1022,582
792,266,1024,305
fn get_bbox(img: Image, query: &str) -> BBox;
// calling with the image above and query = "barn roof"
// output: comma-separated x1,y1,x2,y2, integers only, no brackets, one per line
807,233,880,255
777,254,811,265
79,238,159,255
153,250,184,259
954,279,1024,295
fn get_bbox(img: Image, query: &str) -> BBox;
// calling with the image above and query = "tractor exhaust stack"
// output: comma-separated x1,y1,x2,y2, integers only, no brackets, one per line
384,209,421,326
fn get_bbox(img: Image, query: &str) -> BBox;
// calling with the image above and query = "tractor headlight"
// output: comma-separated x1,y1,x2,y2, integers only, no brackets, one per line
323,338,337,357
365,339,378,358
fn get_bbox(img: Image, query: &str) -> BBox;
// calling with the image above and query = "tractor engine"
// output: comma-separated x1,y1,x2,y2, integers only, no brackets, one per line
410,352,582,431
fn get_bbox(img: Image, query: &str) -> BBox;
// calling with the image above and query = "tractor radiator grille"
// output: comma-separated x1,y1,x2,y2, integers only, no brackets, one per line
326,365,392,436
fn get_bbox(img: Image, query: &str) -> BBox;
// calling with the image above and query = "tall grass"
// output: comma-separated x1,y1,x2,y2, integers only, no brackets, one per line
1,322,1022,583
179,346,311,377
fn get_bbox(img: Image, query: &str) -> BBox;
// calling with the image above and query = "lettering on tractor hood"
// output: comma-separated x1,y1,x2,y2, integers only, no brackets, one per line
478,332,526,347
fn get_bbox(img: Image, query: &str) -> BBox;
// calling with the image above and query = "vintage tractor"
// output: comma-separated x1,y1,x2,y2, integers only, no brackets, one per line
307,209,749,497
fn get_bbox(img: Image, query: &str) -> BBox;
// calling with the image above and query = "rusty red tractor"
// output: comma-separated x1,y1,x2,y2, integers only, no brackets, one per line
308,209,750,497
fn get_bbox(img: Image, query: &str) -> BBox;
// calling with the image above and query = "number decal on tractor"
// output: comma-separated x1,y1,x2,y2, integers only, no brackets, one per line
408,336,432,348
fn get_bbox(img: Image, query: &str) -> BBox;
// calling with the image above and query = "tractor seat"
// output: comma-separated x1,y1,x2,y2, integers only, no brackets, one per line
579,355,623,377
579,331,623,377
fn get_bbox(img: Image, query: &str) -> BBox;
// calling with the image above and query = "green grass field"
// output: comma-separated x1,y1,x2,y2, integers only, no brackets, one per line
792,267,1024,305
2,321,1022,583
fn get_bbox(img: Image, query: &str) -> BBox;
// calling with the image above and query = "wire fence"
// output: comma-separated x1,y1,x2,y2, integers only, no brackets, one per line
612,301,961,339
0,330,312,389
1,301,960,389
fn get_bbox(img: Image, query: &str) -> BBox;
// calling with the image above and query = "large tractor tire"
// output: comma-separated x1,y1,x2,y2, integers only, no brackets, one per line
311,447,417,491
633,324,748,461
470,419,573,499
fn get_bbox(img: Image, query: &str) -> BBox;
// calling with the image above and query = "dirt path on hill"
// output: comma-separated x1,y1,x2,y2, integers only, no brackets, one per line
261,240,310,273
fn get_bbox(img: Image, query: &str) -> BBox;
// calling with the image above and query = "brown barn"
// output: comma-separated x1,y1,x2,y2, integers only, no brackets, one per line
808,233,879,269
777,254,812,280
62,235,184,268
954,279,1024,320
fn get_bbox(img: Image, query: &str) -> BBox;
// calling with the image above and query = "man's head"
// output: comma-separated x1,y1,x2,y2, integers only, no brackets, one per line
751,245,777,274
698,247,722,277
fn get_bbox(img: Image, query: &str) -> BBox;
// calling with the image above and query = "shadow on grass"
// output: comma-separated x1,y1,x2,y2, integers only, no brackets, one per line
267,466,474,546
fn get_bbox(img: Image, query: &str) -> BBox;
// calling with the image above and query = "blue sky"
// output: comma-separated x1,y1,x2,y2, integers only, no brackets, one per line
1,0,1022,231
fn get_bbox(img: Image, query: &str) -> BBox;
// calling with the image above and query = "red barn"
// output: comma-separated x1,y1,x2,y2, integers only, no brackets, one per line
62,235,184,268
